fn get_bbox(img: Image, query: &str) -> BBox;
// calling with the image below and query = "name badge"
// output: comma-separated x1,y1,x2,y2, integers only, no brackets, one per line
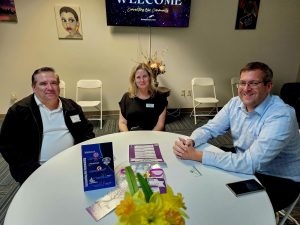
70,115,81,123
146,103,154,108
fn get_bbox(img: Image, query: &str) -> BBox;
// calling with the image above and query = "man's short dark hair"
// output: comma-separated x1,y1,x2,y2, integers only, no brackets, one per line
240,62,273,84
31,67,59,86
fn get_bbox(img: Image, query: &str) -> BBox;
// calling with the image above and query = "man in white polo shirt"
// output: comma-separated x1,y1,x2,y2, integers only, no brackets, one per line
0,67,95,184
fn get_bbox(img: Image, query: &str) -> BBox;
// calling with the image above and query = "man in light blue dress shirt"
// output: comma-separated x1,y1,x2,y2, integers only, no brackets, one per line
173,62,300,212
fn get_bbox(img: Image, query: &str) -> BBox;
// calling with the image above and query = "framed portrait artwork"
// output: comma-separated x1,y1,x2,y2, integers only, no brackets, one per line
235,0,260,30
54,5,83,39
0,0,18,22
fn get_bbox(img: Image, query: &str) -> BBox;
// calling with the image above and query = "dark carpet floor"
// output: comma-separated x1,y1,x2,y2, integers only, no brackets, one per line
0,113,299,225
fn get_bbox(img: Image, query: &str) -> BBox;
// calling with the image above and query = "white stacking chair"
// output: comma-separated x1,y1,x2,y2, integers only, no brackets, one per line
59,80,66,97
76,79,102,129
231,76,240,97
191,77,219,125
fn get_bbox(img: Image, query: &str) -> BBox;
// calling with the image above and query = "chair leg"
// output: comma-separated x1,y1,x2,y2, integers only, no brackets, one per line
189,109,194,118
277,194,300,225
286,215,300,225
193,108,197,125
189,108,197,125
278,210,300,225
97,106,102,129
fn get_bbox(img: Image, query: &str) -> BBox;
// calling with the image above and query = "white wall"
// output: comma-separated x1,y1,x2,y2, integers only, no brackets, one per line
0,0,299,114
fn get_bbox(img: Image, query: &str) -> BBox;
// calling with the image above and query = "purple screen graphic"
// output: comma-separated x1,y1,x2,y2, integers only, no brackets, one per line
105,0,191,27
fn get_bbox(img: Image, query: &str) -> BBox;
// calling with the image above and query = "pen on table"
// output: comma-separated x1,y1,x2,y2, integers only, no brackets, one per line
192,165,202,175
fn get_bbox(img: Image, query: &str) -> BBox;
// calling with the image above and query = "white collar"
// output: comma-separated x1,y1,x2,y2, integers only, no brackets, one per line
34,94,62,111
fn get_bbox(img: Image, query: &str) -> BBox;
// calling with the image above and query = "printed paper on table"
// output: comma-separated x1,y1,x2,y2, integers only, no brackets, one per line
129,143,165,164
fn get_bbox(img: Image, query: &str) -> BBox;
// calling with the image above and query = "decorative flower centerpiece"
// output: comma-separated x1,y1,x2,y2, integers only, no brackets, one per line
147,59,166,87
115,166,188,225
143,50,167,87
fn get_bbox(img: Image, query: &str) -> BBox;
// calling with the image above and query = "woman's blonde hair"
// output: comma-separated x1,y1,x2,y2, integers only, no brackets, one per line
128,63,156,98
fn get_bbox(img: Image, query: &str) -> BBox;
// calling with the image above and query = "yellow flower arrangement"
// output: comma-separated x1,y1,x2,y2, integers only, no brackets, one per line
115,166,188,225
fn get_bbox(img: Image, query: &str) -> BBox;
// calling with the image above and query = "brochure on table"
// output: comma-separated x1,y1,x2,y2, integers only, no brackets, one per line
81,142,115,192
129,143,165,164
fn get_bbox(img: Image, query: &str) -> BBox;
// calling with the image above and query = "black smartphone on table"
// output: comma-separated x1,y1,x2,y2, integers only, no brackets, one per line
226,179,265,197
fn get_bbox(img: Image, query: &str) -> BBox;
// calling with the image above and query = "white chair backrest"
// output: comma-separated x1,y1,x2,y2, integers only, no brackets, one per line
231,77,239,85
76,79,102,103
59,80,66,97
192,77,217,98
192,77,214,86
77,80,102,89
192,77,216,98
231,77,239,97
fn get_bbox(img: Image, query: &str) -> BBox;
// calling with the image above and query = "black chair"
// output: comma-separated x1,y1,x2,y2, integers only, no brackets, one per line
280,82,300,125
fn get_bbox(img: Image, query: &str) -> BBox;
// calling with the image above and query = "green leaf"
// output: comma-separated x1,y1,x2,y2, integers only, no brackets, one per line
125,166,138,195
137,173,153,203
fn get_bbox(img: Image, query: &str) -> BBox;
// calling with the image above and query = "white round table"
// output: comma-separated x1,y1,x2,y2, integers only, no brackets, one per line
4,131,276,225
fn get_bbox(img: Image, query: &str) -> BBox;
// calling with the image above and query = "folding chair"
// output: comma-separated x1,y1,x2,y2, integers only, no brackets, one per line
59,80,66,97
191,77,219,125
76,79,102,129
231,77,240,97
277,193,300,225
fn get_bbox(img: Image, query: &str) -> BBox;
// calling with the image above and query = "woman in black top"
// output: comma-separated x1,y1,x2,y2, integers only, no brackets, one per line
118,63,168,131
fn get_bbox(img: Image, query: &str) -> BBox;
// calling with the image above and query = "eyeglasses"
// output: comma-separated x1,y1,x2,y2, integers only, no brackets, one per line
238,81,264,88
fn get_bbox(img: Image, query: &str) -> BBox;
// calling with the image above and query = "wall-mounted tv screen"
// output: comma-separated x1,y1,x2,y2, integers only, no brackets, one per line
105,0,191,27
